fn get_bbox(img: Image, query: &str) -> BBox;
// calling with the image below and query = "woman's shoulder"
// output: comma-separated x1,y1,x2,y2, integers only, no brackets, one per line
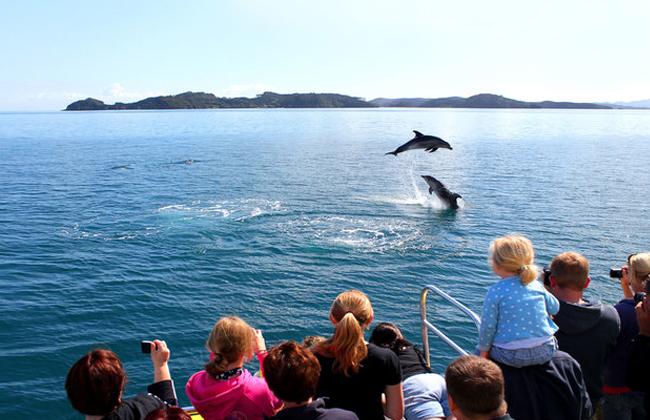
102,393,165,420
366,343,399,363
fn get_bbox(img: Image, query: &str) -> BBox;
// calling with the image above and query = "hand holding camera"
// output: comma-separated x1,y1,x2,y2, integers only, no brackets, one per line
610,264,634,299
141,339,171,383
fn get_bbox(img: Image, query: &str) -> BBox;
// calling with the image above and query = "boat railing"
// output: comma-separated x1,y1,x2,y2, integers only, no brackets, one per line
420,284,481,366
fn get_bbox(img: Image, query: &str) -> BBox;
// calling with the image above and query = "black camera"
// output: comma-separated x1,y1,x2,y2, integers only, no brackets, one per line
610,268,623,279
141,340,153,354
543,266,552,287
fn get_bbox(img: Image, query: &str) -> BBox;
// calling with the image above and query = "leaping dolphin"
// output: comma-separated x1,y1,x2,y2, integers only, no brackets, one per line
386,131,452,156
421,175,462,209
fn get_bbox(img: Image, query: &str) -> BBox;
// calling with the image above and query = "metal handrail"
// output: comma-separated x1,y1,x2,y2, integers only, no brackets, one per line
420,284,482,366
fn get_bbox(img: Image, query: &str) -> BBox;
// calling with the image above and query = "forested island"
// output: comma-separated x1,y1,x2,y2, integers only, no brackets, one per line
65,92,622,111
65,91,373,110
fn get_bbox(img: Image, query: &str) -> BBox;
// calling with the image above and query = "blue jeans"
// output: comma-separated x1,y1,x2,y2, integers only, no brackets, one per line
489,338,557,368
601,393,646,420
403,372,450,420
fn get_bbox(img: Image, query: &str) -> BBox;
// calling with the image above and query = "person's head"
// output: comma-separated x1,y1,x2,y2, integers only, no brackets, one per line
369,322,403,348
550,252,590,291
489,235,538,285
446,356,506,420
629,253,650,293
144,406,192,420
263,341,321,404
65,349,126,416
318,289,374,376
205,316,255,376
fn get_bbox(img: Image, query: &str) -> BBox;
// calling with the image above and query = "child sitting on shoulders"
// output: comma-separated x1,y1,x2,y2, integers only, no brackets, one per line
478,235,560,368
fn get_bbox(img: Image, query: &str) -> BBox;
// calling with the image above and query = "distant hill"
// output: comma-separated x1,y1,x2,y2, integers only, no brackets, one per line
369,94,612,109
600,99,650,109
65,91,619,111
65,91,374,111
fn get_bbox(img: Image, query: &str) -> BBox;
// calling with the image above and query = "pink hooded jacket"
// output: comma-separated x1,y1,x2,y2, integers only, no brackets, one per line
186,355,281,420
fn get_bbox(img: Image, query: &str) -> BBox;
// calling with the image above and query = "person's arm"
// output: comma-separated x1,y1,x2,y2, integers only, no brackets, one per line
383,383,404,420
620,267,634,299
478,289,499,352
252,328,268,376
151,339,171,382
147,339,177,405
544,289,560,316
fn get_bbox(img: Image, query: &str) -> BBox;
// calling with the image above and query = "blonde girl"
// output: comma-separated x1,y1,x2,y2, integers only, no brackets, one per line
185,316,281,420
478,235,560,367
313,290,404,420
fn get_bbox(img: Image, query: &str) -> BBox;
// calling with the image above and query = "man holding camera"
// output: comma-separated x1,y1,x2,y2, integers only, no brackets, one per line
548,252,620,410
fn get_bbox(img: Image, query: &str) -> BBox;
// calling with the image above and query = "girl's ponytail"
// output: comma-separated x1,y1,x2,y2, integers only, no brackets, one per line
316,290,373,377
205,352,229,376
331,312,367,376
518,264,538,286
204,316,255,378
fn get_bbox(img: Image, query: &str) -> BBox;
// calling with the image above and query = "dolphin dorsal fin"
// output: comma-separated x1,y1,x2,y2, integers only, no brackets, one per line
413,130,424,138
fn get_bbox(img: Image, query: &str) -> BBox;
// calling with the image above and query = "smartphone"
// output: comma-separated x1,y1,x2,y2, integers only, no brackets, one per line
141,340,154,354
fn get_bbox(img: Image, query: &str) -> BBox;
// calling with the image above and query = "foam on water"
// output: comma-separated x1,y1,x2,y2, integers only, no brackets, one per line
157,199,284,221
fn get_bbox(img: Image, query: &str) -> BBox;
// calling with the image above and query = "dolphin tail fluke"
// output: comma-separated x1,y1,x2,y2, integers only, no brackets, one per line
385,151,398,156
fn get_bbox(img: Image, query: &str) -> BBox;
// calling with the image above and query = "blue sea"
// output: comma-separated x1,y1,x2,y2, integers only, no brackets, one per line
1,108,649,418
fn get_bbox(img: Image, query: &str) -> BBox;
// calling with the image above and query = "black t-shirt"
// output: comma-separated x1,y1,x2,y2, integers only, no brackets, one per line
270,398,359,420
315,343,402,420
102,380,177,420
393,345,431,380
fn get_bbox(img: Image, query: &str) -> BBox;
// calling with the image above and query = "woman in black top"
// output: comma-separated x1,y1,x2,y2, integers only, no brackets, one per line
65,340,177,420
312,290,404,420
370,323,450,420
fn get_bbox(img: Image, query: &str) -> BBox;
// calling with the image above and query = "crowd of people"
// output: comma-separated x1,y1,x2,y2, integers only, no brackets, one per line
65,236,650,420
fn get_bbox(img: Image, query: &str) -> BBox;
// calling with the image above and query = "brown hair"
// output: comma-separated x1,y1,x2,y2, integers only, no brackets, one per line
205,316,255,376
446,355,505,417
144,406,192,420
550,252,590,290
489,235,538,285
263,341,321,403
65,349,126,415
315,290,373,376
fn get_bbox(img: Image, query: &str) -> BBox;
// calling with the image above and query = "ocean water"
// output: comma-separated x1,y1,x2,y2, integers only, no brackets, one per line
0,108,649,418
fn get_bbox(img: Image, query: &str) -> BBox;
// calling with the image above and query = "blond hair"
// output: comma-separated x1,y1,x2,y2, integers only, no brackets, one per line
489,235,538,285
316,290,373,376
629,253,650,287
204,316,255,376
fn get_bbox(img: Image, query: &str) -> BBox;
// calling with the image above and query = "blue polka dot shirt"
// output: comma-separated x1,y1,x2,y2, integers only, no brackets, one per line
478,275,560,351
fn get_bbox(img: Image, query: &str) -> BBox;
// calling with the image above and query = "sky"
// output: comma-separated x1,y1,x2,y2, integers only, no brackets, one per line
1,0,649,110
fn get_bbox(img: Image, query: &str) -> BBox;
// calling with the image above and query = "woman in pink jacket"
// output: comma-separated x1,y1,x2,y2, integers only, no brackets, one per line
186,316,282,420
